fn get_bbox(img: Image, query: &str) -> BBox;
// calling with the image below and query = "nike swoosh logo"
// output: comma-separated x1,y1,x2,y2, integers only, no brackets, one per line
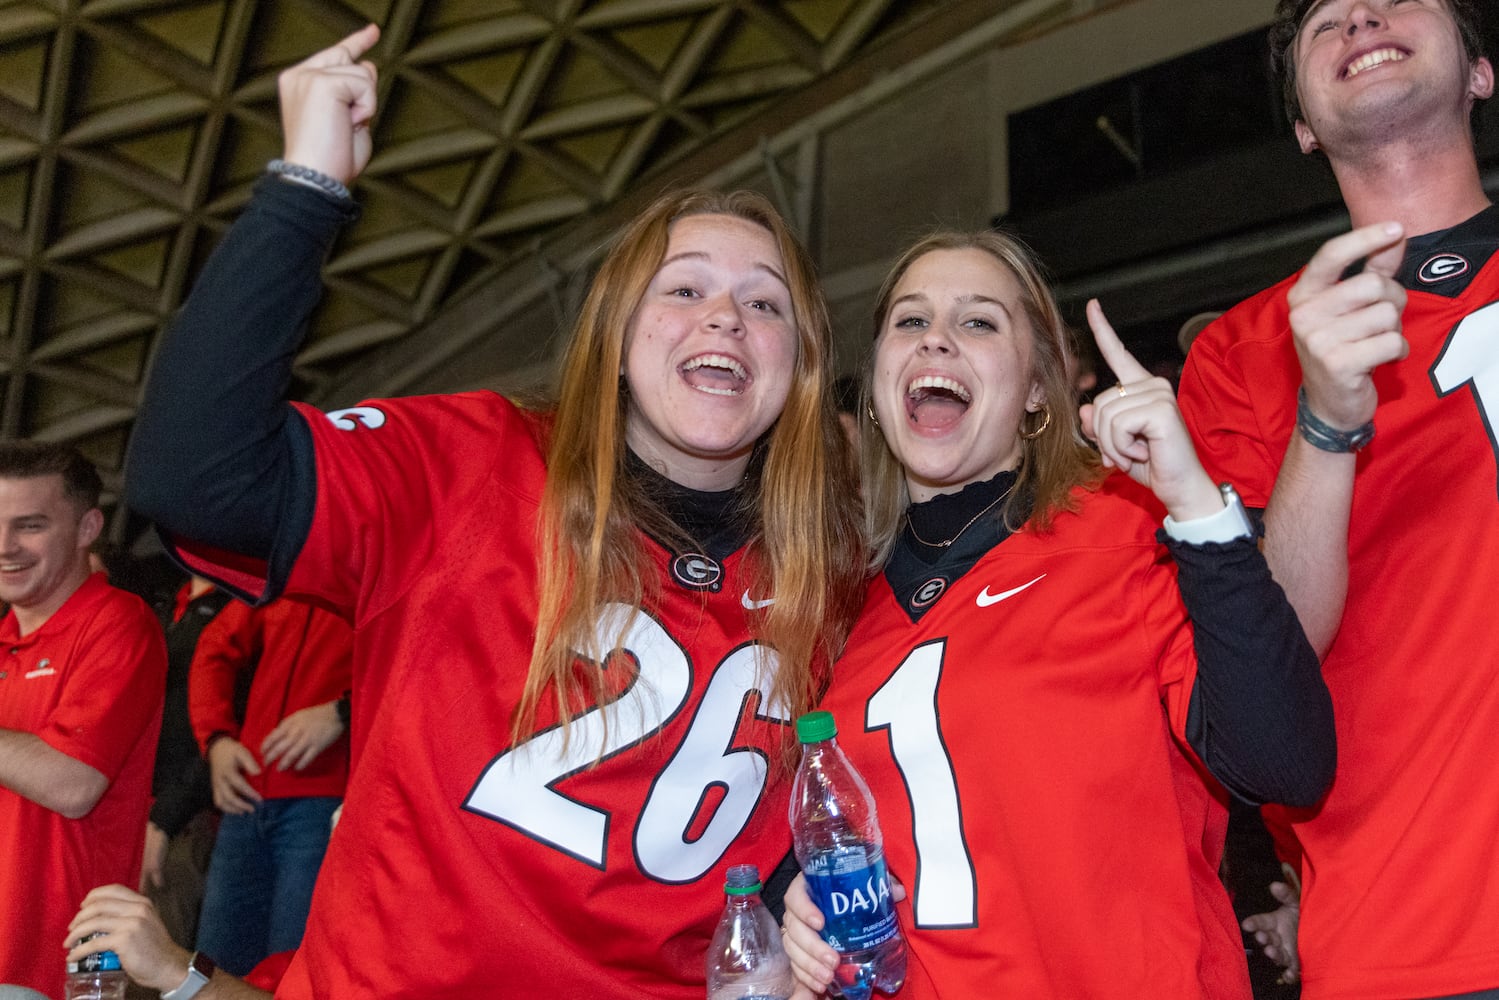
975,574,1046,608
741,591,775,610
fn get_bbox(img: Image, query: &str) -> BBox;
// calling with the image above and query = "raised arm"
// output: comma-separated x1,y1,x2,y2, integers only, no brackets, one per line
1259,223,1408,655
1083,302,1334,806
124,26,381,566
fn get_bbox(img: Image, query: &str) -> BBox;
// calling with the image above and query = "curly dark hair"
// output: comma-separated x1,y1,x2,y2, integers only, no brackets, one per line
1269,0,1489,125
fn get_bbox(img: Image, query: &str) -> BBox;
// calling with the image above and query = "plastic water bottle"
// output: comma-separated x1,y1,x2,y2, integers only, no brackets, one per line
65,941,126,1000
789,711,906,1000
705,863,794,1000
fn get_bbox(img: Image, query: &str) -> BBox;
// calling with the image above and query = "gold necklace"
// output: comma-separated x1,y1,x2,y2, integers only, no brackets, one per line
905,480,1016,548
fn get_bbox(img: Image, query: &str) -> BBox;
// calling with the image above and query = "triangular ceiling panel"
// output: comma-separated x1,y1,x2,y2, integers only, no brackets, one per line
608,18,695,74
134,2,230,68
0,34,50,112
107,122,200,185
0,0,1068,541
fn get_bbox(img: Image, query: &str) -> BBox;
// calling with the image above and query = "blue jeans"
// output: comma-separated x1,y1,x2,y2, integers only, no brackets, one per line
196,796,340,975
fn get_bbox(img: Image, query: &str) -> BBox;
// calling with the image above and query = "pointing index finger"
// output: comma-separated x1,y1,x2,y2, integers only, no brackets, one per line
1086,299,1149,385
1298,221,1405,294
298,23,381,69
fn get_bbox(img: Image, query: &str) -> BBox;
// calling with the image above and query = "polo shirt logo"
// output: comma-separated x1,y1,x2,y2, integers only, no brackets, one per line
24,659,54,679
325,406,387,431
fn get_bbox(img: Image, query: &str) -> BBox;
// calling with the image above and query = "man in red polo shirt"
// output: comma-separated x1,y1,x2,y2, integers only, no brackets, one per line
0,441,167,997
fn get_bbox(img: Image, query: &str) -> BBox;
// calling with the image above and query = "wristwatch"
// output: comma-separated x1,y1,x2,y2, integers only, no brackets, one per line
1217,482,1256,538
1161,482,1256,544
162,951,215,1000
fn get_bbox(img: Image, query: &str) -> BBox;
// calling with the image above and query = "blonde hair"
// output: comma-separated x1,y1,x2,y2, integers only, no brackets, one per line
861,230,1102,568
516,189,866,764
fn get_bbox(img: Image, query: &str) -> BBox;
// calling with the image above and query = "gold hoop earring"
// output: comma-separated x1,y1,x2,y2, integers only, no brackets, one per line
865,402,880,429
1019,405,1051,440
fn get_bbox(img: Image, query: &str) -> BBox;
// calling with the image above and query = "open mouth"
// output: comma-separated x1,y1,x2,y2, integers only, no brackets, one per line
681,353,748,396
1344,47,1408,80
905,374,971,429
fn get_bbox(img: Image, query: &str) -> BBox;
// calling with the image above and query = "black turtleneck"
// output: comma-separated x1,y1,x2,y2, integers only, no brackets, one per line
625,449,757,560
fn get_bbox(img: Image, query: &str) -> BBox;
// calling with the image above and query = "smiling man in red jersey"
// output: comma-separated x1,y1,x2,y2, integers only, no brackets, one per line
0,441,167,998
1179,2,1499,999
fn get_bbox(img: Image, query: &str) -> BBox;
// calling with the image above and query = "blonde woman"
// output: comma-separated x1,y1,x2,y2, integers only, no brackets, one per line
126,25,864,999
782,232,1334,999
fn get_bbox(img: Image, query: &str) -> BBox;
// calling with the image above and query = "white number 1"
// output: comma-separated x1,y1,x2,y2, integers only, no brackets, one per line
865,638,977,928
1431,300,1499,477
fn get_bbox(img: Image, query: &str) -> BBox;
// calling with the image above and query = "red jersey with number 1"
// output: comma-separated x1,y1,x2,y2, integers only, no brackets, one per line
180,393,797,999
1179,207,1499,1000
820,475,1248,1000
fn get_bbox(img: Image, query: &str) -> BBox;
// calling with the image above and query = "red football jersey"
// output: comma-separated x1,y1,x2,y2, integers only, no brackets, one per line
0,574,167,998
819,476,1248,1000
183,393,797,998
1180,209,1499,999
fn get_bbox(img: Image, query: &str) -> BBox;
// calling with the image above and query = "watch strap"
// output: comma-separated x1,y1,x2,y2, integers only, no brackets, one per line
161,951,215,1000
1162,483,1256,544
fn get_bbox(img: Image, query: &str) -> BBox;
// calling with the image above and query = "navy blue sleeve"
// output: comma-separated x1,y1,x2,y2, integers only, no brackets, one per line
126,178,359,596
1169,526,1336,808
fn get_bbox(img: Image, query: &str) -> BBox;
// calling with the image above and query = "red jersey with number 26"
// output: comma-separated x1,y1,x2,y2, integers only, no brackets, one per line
190,393,796,999
819,475,1248,1000
1179,207,1499,1000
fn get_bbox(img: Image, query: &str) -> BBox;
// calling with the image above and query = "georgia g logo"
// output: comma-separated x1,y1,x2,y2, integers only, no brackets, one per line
325,406,387,431
909,576,948,611
1418,253,1471,285
670,553,723,592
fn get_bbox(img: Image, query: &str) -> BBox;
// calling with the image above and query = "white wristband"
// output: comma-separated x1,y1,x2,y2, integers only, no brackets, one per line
1162,483,1255,544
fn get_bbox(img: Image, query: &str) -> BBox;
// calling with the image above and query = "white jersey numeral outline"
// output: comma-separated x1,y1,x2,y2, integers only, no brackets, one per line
865,637,978,928
1431,301,1499,483
463,604,788,883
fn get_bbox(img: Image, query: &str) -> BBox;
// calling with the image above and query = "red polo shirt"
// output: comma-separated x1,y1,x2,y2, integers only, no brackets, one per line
0,573,167,997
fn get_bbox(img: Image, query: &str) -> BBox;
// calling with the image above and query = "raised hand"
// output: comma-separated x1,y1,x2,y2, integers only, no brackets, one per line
1288,222,1408,431
278,24,382,184
1080,299,1221,521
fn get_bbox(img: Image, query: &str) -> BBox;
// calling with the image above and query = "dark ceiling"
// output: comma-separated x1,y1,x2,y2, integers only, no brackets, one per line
0,0,970,535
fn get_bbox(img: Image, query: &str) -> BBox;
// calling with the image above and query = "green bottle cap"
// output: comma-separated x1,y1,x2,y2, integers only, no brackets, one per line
796,711,837,743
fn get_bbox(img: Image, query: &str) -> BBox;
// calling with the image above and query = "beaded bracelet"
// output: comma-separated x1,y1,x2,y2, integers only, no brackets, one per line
266,158,353,202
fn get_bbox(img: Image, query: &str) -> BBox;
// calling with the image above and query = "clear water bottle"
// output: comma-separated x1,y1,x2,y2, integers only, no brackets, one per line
789,711,906,1000
706,863,794,1000
65,941,126,1000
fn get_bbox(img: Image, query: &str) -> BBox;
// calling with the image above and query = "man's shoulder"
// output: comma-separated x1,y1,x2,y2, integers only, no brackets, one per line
59,576,167,654
1196,272,1300,357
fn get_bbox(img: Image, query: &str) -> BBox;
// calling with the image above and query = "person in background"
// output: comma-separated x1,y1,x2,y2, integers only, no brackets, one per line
0,442,167,997
123,23,864,999
1178,2,1499,997
142,575,233,950
781,231,1333,998
189,597,352,976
